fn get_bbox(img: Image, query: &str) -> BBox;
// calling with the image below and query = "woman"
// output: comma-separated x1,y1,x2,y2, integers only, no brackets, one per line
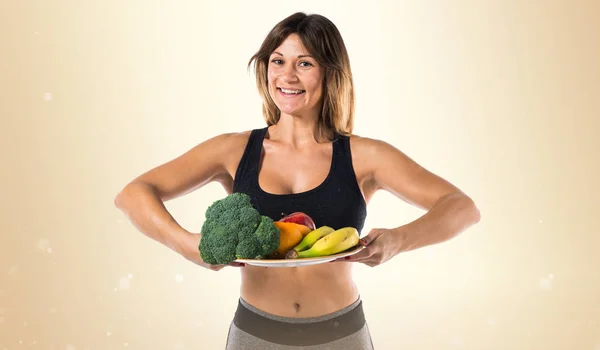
114,12,480,349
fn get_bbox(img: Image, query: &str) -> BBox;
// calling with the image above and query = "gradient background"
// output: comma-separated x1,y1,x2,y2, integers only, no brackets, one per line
1,0,599,349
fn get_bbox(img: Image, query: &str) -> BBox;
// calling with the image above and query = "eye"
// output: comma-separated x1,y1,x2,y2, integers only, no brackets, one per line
270,59,283,65
299,61,314,67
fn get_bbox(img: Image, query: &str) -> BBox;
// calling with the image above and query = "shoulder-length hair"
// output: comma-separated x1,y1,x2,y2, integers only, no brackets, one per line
248,12,355,141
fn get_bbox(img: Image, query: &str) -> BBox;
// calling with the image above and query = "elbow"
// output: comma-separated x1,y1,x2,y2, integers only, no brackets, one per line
445,192,480,226
114,183,137,210
471,203,481,225
462,195,481,225
114,181,156,210
114,188,127,209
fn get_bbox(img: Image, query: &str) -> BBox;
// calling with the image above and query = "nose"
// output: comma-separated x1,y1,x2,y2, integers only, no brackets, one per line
281,62,298,82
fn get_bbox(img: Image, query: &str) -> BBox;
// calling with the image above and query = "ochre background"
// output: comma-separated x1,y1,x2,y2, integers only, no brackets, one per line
1,0,599,349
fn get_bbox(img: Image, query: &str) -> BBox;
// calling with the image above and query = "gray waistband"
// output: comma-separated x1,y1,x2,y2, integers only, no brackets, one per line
238,295,362,324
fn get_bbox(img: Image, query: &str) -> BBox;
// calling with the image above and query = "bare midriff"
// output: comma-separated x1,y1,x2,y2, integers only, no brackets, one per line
239,262,359,318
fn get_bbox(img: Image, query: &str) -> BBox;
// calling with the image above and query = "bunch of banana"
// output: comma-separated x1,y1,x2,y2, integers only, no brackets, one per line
285,226,360,259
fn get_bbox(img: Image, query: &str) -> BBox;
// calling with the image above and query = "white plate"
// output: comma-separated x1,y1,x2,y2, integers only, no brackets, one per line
234,245,365,267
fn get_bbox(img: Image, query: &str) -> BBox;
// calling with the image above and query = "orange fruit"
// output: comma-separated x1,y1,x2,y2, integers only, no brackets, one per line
269,222,309,259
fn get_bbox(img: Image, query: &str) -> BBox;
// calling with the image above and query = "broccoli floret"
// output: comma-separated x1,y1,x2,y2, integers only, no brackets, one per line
235,237,263,259
198,231,216,264
199,225,238,264
198,193,280,265
254,216,280,256
235,216,281,260
204,192,252,220
234,207,262,238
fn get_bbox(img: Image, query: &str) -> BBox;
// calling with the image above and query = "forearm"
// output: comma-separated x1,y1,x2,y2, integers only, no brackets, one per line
395,192,481,253
114,182,190,254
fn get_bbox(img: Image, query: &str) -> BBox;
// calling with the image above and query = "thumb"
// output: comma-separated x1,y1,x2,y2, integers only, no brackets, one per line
360,228,385,246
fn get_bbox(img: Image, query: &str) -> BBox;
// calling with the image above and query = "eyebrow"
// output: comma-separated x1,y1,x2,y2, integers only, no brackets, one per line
272,51,313,58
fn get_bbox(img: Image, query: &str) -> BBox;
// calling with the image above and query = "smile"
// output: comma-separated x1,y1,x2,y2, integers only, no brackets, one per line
277,87,306,96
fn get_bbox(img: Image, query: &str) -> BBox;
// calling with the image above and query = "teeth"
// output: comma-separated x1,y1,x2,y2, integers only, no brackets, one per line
280,88,304,94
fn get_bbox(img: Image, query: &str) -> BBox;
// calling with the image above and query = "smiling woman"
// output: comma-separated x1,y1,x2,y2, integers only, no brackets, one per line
114,11,480,350
248,12,355,143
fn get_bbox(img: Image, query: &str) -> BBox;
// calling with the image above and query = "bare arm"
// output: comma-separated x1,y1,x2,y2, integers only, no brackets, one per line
114,182,192,255
114,133,243,264
356,137,481,252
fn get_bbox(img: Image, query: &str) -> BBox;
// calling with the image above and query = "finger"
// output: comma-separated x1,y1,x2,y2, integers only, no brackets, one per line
360,229,386,246
342,248,373,262
331,255,359,263
207,264,226,271
344,255,368,263
228,262,246,267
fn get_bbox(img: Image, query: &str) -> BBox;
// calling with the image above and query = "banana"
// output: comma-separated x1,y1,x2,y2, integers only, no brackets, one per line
286,227,360,259
291,226,335,252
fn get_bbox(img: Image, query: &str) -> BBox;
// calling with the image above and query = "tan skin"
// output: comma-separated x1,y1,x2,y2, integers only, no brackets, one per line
114,34,480,318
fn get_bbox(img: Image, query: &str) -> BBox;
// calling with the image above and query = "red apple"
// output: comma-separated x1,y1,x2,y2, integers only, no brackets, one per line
279,212,316,231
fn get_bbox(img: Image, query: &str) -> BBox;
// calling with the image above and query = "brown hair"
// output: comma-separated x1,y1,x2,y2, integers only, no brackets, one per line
248,12,355,141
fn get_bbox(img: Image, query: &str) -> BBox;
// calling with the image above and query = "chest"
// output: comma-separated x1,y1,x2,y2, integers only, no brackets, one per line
257,144,334,196
229,132,369,232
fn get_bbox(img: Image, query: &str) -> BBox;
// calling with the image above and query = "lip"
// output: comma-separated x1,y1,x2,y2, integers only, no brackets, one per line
278,86,305,91
276,87,306,97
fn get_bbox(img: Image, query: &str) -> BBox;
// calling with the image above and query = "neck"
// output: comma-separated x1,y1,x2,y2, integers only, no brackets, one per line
270,112,328,147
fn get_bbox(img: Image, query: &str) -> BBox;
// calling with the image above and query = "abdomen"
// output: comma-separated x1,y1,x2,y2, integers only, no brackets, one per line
239,263,359,318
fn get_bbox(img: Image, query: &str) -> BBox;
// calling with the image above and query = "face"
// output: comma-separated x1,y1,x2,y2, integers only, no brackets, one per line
267,33,325,118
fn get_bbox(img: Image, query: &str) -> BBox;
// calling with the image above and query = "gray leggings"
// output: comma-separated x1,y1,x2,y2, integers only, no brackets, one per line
225,297,375,349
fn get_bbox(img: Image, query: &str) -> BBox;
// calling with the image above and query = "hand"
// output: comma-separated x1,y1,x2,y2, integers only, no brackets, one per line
176,232,245,271
335,228,404,267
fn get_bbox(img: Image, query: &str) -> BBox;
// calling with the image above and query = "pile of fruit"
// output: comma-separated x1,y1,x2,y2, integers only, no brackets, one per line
197,193,360,264
272,212,360,260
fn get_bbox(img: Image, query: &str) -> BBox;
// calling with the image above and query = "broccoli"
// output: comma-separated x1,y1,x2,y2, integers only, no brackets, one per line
198,193,280,265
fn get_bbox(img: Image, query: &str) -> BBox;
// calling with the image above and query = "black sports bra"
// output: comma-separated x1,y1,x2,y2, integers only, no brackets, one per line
232,127,367,234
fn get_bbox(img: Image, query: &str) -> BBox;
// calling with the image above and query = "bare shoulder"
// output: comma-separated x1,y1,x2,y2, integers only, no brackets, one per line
345,134,398,202
173,130,251,167
347,134,463,210
123,129,254,201
347,134,393,158
205,130,252,154
347,134,405,175
187,129,254,182
217,129,254,170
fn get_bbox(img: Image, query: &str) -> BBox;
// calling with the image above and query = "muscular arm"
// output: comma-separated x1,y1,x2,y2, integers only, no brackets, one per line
114,132,246,257
353,136,481,252
115,181,191,253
